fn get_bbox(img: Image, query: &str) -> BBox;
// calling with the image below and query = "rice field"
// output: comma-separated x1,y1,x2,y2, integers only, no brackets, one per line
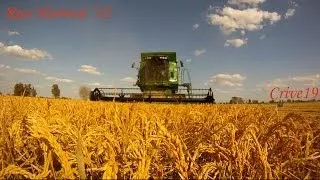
0,95,319,179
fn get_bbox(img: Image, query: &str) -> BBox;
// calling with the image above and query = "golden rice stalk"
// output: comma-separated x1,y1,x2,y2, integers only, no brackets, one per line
35,144,52,179
198,162,217,179
1,95,320,179
130,142,152,180
102,160,118,179
0,165,35,179
156,121,189,179
27,115,75,179
101,141,118,179
0,105,14,167
250,130,273,179
76,130,86,180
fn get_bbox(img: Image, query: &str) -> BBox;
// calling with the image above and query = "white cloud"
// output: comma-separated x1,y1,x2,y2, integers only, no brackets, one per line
228,0,266,8
224,38,248,47
8,30,21,36
285,9,295,19
210,73,246,87
78,65,103,75
0,64,11,69
259,34,266,40
88,83,113,87
46,76,74,83
289,0,299,8
235,87,245,91
221,81,243,87
186,58,192,63
194,49,206,56
121,77,136,83
256,74,320,89
88,82,101,86
256,80,288,90
0,42,52,60
193,23,199,29
88,82,114,87
215,88,233,94
207,7,281,34
215,87,244,94
291,74,320,83
34,84,44,88
1,64,44,75
13,68,41,75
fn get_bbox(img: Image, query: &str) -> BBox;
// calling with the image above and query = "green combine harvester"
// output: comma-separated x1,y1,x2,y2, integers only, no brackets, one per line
89,52,215,103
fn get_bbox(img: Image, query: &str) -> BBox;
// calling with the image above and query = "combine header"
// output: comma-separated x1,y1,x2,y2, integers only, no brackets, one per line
89,52,215,103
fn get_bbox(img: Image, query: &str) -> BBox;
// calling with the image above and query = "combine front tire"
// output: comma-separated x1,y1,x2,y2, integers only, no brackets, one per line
205,96,215,104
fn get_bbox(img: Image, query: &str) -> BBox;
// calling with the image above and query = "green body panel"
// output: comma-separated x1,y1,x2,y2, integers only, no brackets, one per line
136,52,179,93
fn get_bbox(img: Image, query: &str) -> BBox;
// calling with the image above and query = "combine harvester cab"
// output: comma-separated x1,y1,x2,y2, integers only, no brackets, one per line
89,52,215,103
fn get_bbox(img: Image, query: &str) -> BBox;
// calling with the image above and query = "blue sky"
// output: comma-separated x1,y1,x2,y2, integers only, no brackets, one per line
0,0,319,102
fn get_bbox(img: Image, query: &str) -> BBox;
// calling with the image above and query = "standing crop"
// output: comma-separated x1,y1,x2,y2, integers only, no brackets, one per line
0,96,319,179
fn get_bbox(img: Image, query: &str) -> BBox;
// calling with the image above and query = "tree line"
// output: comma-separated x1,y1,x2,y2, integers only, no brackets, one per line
8,83,61,98
0,83,92,100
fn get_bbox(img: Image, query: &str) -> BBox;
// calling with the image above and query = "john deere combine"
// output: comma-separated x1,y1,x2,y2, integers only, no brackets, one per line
89,52,215,103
